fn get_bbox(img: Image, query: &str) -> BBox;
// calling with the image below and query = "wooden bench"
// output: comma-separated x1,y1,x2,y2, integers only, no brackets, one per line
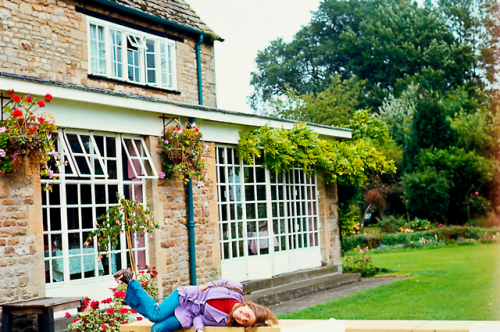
1,297,85,332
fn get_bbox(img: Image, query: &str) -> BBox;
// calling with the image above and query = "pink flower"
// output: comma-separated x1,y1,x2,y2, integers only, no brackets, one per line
72,318,79,323
163,140,168,144
48,169,54,179
359,249,364,255
158,172,165,179
65,312,71,318
101,298,112,304
115,221,120,225
0,150,6,158
106,308,114,314
365,257,370,261
101,324,108,329
475,192,479,195
123,321,128,324
197,181,204,187
0,127,6,133
137,317,143,321
438,223,443,227
130,309,138,314
120,308,128,314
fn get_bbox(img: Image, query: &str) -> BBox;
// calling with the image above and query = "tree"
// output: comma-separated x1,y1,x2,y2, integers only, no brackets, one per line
436,0,500,85
403,94,457,172
378,83,419,146
250,0,476,111
267,75,365,127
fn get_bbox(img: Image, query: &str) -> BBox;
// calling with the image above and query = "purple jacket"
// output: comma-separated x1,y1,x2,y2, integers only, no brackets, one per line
174,279,244,332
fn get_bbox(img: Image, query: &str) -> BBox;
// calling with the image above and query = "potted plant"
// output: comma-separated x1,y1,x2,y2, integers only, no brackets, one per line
0,90,59,185
158,122,207,186
85,194,159,278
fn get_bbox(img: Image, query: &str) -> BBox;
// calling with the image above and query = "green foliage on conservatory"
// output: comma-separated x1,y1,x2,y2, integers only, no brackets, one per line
237,110,397,187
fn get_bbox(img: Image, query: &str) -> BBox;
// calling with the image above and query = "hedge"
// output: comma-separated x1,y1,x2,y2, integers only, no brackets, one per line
342,226,500,252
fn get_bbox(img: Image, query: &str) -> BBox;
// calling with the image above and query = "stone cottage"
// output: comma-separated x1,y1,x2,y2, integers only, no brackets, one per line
0,0,350,306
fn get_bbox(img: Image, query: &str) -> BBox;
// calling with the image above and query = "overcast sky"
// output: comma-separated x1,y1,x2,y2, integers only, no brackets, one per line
186,0,323,114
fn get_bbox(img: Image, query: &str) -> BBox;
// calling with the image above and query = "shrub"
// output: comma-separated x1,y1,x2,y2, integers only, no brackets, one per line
377,215,407,233
343,249,391,277
410,218,430,231
342,226,500,251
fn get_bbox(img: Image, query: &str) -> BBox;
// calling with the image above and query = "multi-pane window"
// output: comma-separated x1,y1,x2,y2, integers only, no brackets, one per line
43,131,157,284
216,147,320,260
88,18,177,90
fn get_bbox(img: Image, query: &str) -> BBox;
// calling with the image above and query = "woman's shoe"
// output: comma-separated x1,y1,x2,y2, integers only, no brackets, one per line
113,268,133,284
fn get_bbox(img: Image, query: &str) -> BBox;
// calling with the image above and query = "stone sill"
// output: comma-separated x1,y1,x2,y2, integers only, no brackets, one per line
120,319,500,332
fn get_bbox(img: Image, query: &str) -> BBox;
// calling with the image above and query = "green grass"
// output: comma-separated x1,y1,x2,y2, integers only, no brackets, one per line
279,243,500,320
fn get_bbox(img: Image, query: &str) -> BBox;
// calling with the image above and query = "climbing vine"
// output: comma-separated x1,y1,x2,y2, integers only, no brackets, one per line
237,112,397,187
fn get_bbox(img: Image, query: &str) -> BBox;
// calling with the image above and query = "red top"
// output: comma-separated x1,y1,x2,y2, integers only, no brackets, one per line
207,299,240,314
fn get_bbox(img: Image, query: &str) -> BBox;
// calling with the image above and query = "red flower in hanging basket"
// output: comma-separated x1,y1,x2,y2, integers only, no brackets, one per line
25,96,32,102
44,94,53,102
12,95,21,103
37,101,45,108
7,89,14,96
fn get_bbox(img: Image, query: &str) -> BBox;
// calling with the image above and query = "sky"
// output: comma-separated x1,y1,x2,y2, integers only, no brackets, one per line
186,0,323,114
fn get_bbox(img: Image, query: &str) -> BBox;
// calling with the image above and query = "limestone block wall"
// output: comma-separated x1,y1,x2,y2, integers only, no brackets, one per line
0,161,45,305
147,139,220,300
318,179,342,268
0,0,217,107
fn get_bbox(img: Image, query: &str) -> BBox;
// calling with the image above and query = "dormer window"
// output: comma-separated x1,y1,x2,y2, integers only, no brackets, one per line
87,18,177,90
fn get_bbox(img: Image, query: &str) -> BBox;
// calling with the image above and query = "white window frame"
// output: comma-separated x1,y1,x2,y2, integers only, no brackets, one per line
43,131,152,289
215,146,321,261
121,136,159,179
87,17,178,90
63,130,108,178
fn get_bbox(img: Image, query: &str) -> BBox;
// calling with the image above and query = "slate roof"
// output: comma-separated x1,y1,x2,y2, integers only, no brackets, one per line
108,0,221,40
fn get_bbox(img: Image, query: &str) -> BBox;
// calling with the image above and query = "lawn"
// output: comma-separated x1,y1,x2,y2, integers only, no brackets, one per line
279,243,500,320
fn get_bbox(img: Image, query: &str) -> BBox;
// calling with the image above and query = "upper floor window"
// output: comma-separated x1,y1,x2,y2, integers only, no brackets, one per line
87,18,177,90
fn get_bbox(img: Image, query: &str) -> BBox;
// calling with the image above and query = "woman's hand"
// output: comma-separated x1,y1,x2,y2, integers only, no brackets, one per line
199,285,209,292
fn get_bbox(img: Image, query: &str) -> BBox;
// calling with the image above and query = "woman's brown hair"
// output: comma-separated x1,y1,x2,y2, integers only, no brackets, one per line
227,301,278,332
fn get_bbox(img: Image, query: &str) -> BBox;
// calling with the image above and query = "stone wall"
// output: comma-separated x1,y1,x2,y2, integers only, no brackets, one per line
0,160,45,305
0,0,217,107
147,139,220,300
318,179,342,268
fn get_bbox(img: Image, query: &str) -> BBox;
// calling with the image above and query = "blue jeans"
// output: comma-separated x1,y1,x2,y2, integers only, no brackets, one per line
125,280,182,332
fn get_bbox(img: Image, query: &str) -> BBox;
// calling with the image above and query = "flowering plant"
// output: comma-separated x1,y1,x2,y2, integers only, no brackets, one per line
0,90,59,183
114,265,159,300
67,268,158,331
343,246,391,277
159,122,206,186
85,194,158,277
410,218,430,231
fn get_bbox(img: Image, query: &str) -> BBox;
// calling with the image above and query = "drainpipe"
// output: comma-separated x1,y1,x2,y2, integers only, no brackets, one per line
186,117,196,285
186,35,203,285
195,35,204,105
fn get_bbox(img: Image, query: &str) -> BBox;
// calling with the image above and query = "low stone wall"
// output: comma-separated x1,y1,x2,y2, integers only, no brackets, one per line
120,319,500,332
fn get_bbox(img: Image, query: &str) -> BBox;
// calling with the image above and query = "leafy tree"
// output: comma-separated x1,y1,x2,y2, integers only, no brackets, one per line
436,0,500,84
378,83,419,146
415,147,494,223
250,0,476,111
266,75,366,127
403,94,457,172
403,168,451,222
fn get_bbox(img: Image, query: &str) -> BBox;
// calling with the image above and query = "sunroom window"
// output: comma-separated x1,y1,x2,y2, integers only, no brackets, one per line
88,18,177,90
43,131,158,285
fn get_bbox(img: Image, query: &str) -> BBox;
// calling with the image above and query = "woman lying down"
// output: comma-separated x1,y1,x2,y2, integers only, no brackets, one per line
114,269,278,332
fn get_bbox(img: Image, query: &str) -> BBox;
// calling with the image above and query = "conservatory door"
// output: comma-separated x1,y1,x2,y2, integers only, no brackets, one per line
216,147,321,281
